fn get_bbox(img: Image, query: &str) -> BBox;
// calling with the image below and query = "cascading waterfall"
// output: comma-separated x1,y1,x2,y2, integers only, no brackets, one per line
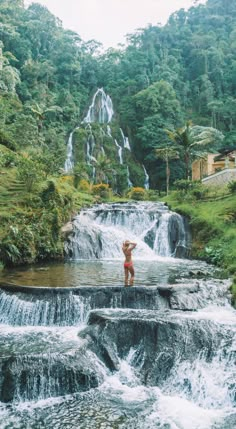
143,164,150,189
64,88,114,173
0,201,235,429
85,123,97,164
115,139,123,164
127,166,133,188
120,128,131,150
83,88,114,124
64,131,74,172
63,88,149,189
65,202,190,260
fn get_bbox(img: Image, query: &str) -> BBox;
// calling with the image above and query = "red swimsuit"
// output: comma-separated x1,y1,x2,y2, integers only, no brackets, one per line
124,261,133,268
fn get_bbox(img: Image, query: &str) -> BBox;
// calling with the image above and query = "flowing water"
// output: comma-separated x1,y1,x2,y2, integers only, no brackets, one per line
0,202,235,429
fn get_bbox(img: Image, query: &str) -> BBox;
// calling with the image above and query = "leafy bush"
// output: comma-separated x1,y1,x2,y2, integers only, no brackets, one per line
73,163,89,188
17,157,43,191
92,183,110,198
40,180,63,207
174,179,208,201
128,187,146,200
147,189,159,201
0,151,18,168
174,179,201,192
0,129,16,150
192,184,208,200
204,246,223,265
0,240,21,267
78,179,91,192
0,223,36,266
228,180,236,194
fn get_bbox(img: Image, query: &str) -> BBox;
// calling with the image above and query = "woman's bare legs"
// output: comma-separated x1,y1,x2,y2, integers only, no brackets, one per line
129,266,135,286
124,266,135,286
124,267,129,286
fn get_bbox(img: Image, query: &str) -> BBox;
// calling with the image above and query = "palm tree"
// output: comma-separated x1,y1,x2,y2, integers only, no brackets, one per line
165,121,224,179
94,154,114,184
155,146,179,195
29,103,63,133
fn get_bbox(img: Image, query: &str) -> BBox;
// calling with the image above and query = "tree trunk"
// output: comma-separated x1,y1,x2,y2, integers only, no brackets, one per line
166,158,170,195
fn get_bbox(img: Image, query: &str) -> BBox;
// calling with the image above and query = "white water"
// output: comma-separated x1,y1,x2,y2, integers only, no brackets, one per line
64,88,114,172
0,281,234,428
64,131,74,172
66,202,189,260
120,128,131,151
83,88,114,124
64,89,152,195
0,202,234,428
127,165,133,188
96,306,236,429
143,164,150,189
115,139,123,164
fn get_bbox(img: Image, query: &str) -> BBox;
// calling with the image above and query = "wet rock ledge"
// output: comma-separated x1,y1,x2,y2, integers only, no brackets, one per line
0,282,203,311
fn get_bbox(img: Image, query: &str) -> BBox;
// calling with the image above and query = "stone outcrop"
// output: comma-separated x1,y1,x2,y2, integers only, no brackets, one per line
0,332,102,402
80,308,232,387
61,221,73,237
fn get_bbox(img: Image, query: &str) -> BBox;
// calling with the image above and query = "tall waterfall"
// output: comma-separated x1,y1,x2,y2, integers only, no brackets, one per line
127,165,133,188
143,164,150,189
65,202,191,260
120,128,131,151
83,88,114,124
64,88,114,173
115,139,123,164
64,88,149,190
64,131,74,172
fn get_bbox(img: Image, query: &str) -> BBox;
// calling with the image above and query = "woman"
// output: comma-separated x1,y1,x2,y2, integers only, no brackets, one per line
122,240,137,286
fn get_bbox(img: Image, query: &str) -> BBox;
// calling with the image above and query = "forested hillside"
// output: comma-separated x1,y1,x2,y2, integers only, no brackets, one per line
1,0,236,187
99,0,236,186
0,0,236,268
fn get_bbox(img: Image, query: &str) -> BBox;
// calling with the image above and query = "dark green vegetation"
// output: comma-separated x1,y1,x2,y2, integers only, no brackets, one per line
0,0,235,301
163,184,236,305
1,0,236,187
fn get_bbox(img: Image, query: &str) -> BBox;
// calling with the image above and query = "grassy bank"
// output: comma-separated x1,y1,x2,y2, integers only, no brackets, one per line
0,165,95,267
162,190,236,305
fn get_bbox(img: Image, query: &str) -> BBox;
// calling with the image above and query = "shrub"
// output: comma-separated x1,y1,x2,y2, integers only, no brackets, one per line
60,175,74,186
228,180,236,194
204,246,223,265
92,183,110,198
147,189,159,201
0,151,18,168
174,179,202,192
0,240,21,267
40,180,63,207
17,157,43,191
78,179,91,192
0,129,16,150
128,187,146,200
192,184,208,200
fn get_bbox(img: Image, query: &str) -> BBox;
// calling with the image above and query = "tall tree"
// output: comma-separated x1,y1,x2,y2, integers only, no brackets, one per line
166,122,224,179
155,145,179,195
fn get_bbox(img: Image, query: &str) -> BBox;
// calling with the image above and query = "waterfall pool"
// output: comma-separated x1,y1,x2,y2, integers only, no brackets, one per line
0,258,222,288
